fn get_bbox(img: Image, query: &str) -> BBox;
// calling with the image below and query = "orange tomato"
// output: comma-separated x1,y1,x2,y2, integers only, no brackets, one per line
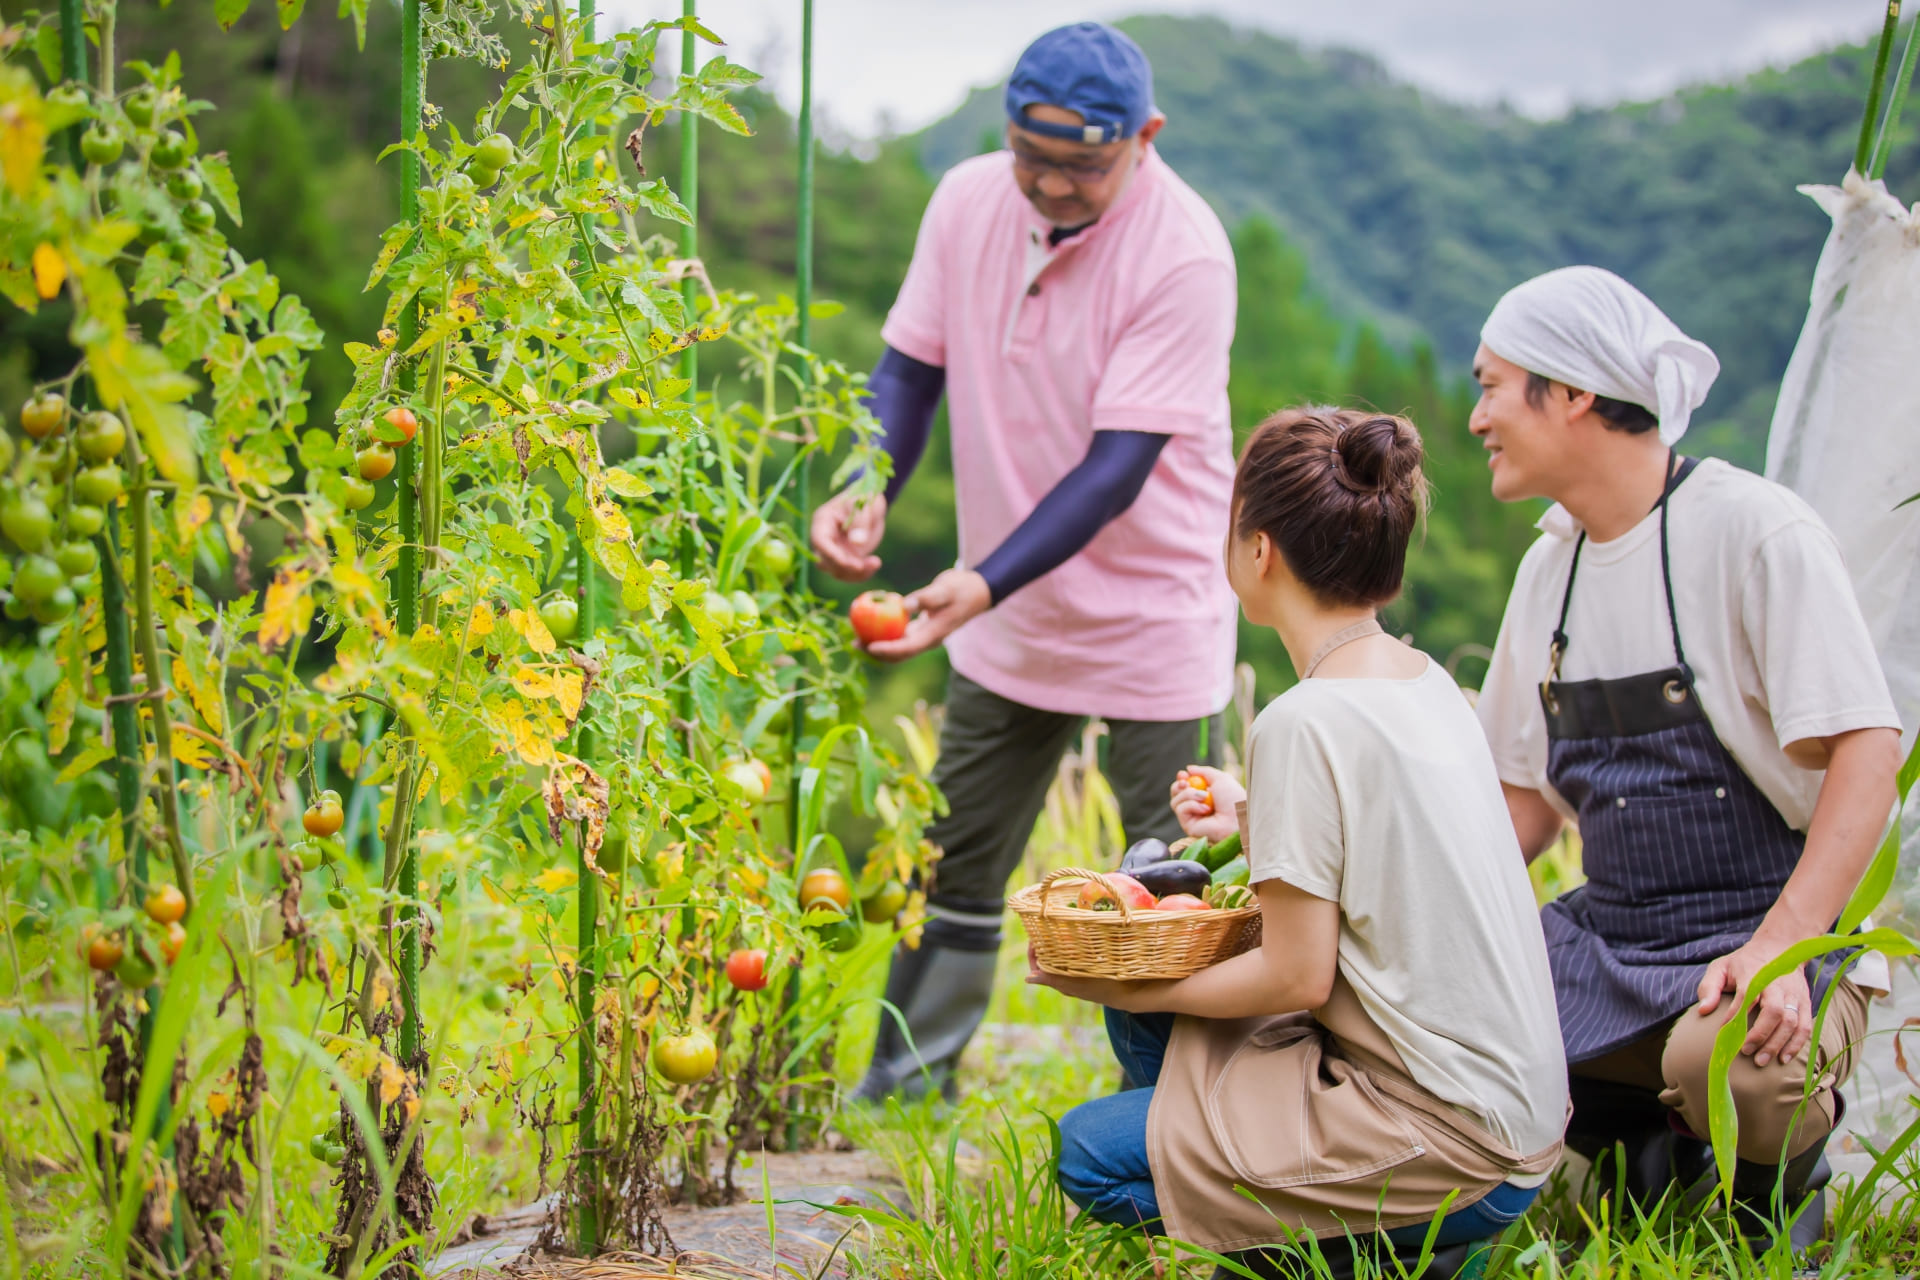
799,867,852,915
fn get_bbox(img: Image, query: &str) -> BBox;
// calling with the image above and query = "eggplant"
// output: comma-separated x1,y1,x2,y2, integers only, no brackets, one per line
1131,858,1212,900
1118,837,1171,874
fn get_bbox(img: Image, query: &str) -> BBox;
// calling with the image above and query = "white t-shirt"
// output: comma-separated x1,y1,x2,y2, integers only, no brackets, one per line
1475,460,1901,992
1245,660,1569,1159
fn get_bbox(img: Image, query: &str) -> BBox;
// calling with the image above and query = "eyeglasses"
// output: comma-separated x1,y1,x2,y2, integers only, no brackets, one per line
1009,144,1121,184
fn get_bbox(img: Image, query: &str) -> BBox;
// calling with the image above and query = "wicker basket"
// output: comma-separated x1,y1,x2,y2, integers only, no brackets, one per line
1008,867,1262,980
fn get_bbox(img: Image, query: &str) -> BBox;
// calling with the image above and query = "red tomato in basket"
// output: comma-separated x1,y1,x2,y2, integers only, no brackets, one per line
1154,894,1211,912
1077,873,1154,912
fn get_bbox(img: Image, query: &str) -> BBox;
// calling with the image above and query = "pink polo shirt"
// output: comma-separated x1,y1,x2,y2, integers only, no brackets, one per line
881,146,1239,722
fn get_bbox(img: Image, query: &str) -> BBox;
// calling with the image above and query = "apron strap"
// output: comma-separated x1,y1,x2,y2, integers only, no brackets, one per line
1546,450,1700,692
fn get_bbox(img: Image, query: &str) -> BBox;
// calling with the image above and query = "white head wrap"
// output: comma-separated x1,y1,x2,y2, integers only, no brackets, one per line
1480,266,1720,445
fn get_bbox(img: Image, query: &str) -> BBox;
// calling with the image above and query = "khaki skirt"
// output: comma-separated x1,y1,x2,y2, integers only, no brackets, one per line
1144,977,1563,1253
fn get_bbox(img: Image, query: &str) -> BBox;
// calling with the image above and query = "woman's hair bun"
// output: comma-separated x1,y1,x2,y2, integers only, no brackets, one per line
1331,414,1421,495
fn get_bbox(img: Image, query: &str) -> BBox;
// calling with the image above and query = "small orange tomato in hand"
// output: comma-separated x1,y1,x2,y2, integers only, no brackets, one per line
725,948,769,991
1179,770,1214,815
382,405,419,444
849,590,909,645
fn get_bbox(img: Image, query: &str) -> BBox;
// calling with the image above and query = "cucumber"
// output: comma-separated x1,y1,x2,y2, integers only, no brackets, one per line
1209,855,1249,887
1198,830,1241,871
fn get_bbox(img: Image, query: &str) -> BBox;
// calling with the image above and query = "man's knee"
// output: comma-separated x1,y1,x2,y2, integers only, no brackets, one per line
1659,1011,1836,1160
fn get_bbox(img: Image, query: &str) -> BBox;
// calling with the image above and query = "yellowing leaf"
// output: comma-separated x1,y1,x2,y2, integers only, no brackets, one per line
508,607,556,656
532,866,577,893
169,729,215,770
57,742,115,784
31,242,65,300
45,677,74,755
554,671,584,721
259,568,314,650
511,665,558,700
206,1090,231,1119
466,602,495,643
608,385,650,410
0,101,49,198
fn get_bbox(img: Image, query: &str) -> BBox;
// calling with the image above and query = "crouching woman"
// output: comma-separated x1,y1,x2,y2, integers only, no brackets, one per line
1030,408,1568,1253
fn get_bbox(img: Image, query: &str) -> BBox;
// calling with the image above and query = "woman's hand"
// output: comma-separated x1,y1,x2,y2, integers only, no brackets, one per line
1025,943,1152,1011
1170,765,1242,842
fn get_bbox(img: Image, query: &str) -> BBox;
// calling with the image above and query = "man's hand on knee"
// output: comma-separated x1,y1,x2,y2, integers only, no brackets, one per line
1695,942,1814,1069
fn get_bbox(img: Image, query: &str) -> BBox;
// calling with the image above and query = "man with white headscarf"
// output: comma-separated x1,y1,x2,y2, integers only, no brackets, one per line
1470,267,1902,1244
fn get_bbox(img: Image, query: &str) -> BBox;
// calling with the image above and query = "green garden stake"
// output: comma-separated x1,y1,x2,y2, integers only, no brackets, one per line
395,0,426,1079
57,0,85,168
787,0,816,850
575,0,602,1250
681,0,700,405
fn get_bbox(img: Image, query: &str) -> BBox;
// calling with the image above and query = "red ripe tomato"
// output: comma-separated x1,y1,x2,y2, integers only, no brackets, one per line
1153,894,1212,912
160,922,188,964
1077,873,1154,913
725,948,769,992
849,590,909,645
382,405,419,443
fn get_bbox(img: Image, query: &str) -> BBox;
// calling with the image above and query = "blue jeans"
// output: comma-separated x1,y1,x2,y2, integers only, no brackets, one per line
1055,1009,1539,1246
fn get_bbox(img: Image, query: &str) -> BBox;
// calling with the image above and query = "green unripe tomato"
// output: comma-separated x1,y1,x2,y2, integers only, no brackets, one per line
340,476,375,511
124,88,158,128
80,125,123,166
180,200,215,233
817,914,864,954
0,432,13,473
444,172,475,202
54,540,98,579
480,984,509,1013
74,465,124,507
65,504,105,538
33,439,76,482
728,590,760,627
700,588,735,631
1,495,54,552
166,169,203,202
150,128,192,169
46,85,90,111
31,585,76,624
2,596,27,622
76,411,125,462
114,948,158,990
326,887,348,911
13,557,63,605
469,163,501,190
752,535,797,582
538,595,579,641
475,132,515,172
19,393,67,439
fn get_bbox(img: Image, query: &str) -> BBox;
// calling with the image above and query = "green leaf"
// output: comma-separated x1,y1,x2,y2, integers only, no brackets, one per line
199,153,243,226
34,24,61,83
215,0,251,30
631,178,692,226
56,743,115,784
364,222,415,292
695,56,762,91
277,0,306,25
487,522,540,560
602,468,651,498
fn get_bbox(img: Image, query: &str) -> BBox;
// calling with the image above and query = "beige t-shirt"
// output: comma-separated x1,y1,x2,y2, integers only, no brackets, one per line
1245,660,1569,1158
1475,459,1900,990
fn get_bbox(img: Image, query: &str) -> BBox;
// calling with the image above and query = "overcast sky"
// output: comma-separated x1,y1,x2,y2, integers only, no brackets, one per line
600,0,1882,135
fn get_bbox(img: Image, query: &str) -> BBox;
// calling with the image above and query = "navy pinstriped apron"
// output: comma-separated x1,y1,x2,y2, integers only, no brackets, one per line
1538,454,1844,1064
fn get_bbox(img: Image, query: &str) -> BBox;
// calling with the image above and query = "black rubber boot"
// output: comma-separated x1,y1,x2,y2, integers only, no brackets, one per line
1566,1076,1714,1212
1729,1137,1832,1254
851,912,1001,1103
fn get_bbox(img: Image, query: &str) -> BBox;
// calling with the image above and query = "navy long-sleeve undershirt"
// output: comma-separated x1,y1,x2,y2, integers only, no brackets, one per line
864,345,1170,606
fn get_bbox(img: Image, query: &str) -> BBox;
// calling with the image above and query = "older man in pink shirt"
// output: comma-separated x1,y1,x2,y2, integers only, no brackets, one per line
811,22,1239,1101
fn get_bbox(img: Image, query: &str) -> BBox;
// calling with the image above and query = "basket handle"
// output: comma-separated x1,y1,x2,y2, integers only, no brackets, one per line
1037,867,1138,922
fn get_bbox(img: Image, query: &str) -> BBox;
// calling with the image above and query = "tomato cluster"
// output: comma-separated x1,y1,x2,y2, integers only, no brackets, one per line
0,395,126,626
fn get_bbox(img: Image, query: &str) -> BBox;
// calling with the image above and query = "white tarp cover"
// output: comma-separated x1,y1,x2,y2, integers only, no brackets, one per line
1767,170,1920,923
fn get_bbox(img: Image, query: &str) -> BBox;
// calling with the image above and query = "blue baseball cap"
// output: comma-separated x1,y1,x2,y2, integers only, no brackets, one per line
1005,22,1156,146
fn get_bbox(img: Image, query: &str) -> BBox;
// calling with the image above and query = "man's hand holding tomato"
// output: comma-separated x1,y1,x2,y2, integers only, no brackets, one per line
863,568,992,663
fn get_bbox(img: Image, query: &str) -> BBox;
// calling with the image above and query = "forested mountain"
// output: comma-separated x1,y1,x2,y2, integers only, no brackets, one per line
921,15,1901,468
0,4,1899,705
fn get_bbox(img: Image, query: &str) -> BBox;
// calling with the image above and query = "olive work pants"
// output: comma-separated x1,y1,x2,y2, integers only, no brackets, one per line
1573,978,1870,1164
921,672,1224,915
